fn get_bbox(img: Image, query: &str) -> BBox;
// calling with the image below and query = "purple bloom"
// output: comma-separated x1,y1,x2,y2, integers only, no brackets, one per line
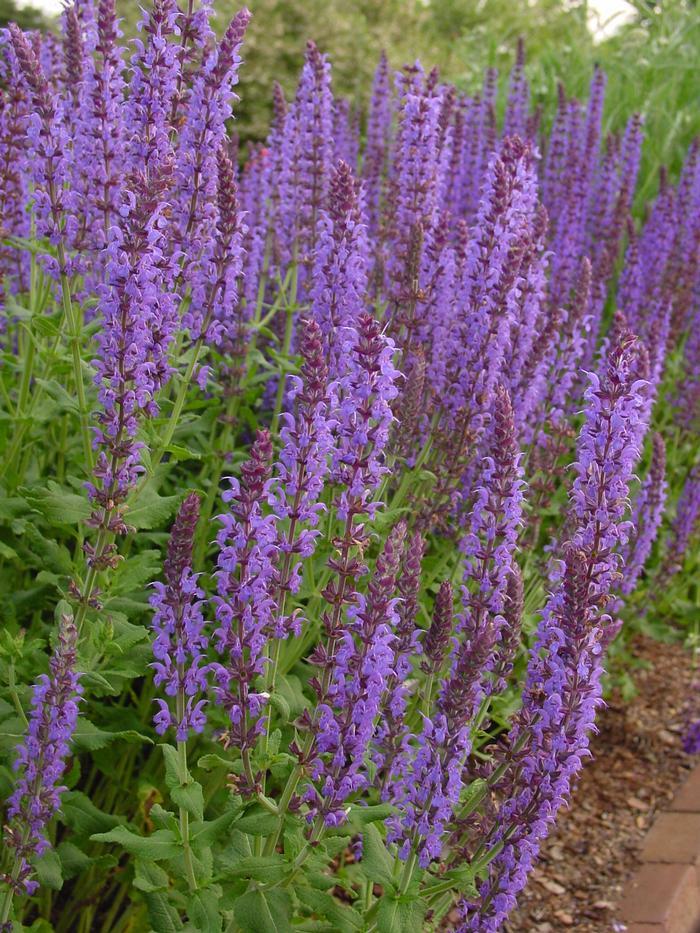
310,161,369,376
275,40,334,277
331,313,400,516
87,167,180,548
125,0,179,175
173,8,250,264
150,493,209,742
660,464,700,583
3,614,82,896
267,318,335,638
620,432,667,597
6,23,76,278
306,523,405,826
458,385,524,693
460,333,649,930
212,431,278,775
183,146,247,356
363,52,393,238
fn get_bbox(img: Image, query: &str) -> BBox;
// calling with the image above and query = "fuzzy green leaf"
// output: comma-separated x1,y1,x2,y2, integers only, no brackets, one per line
233,888,292,933
60,791,122,836
359,824,395,891
299,889,363,932
189,889,222,933
91,826,181,861
134,858,170,893
219,855,287,883
143,890,184,932
33,849,62,890
375,894,427,933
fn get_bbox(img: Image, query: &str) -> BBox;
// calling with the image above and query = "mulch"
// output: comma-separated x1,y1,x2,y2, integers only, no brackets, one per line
502,635,698,932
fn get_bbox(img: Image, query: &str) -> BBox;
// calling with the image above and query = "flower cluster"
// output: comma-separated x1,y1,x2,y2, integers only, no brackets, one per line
2,615,81,897
3,7,700,932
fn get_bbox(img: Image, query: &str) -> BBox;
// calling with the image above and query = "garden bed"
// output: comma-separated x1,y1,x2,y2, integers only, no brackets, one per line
501,636,697,933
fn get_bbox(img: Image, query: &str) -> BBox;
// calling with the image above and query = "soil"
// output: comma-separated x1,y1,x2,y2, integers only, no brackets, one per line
502,635,698,933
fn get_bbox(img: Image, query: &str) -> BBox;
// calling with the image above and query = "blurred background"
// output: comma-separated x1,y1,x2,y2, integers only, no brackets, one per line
3,0,700,197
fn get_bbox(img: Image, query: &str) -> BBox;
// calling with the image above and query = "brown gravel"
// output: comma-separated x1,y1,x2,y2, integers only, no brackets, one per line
504,635,698,932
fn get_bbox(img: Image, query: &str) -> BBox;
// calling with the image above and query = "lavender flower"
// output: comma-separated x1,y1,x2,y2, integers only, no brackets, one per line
267,318,335,638
151,493,209,742
422,580,454,677
460,334,648,930
363,52,392,237
87,166,180,556
213,431,278,777
619,433,667,596
307,523,404,825
2,614,82,896
458,384,524,696
660,465,700,583
173,8,251,262
310,161,369,375
7,23,76,278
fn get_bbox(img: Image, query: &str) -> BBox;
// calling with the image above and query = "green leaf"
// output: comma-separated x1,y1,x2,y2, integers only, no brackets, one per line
150,805,180,834
60,791,122,836
128,488,180,530
21,480,92,524
234,806,278,836
72,719,153,751
346,803,394,828
91,826,181,861
189,889,222,933
233,888,292,933
460,779,488,817
268,691,290,721
197,753,232,772
276,674,308,716
0,541,18,560
219,855,287,884
143,890,184,933
111,550,162,594
56,842,91,880
164,443,201,462
190,808,242,850
134,858,170,893
33,849,62,890
162,744,204,821
376,894,427,933
172,781,204,822
360,824,395,891
299,889,363,932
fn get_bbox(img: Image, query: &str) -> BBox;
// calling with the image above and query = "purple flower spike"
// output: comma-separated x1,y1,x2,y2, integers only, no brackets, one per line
3,614,82,896
620,433,667,597
150,493,209,742
307,522,405,826
267,318,336,638
458,384,524,696
213,431,278,777
310,160,369,376
460,333,649,931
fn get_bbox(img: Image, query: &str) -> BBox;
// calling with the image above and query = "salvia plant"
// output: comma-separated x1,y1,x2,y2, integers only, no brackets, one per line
0,3,699,932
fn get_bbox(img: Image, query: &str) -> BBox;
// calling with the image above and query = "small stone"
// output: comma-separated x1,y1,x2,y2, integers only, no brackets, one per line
537,878,566,896
627,796,647,811
554,910,574,926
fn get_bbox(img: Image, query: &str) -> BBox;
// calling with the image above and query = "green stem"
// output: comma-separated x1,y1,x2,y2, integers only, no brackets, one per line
270,302,296,437
176,681,198,892
56,241,93,473
140,337,206,493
